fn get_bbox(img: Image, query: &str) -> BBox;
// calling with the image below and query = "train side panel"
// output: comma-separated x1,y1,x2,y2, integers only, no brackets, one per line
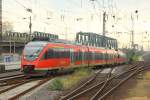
21,41,128,76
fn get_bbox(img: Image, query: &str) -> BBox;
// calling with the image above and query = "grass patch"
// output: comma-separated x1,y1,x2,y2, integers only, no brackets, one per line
49,78,63,91
132,55,140,61
48,68,92,91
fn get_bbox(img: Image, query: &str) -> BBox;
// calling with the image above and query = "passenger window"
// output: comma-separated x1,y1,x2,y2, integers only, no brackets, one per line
42,49,54,60
54,49,59,58
47,49,54,58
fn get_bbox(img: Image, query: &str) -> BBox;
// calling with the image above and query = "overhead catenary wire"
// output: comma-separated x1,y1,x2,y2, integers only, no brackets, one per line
13,0,29,11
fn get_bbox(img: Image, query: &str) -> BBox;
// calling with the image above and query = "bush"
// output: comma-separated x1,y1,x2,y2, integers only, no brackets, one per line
48,68,92,91
60,68,90,89
124,49,141,63
49,78,63,91
74,68,91,77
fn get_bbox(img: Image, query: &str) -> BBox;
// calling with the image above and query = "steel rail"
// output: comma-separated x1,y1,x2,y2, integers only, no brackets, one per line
0,80,23,87
60,63,140,100
66,62,144,100
90,68,114,100
60,69,104,100
8,77,52,100
98,63,150,100
0,73,23,79
0,74,24,82
0,79,33,94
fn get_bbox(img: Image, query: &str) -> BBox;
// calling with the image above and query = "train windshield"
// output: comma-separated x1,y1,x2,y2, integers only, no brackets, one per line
23,42,47,61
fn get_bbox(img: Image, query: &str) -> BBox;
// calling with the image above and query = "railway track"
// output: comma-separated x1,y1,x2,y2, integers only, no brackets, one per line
0,73,25,86
0,71,72,99
59,67,115,100
0,75,52,100
0,73,33,95
8,77,51,100
59,61,150,100
0,73,24,81
0,71,53,99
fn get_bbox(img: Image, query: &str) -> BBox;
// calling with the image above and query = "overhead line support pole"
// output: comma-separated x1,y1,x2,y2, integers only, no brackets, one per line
29,16,32,37
102,12,106,36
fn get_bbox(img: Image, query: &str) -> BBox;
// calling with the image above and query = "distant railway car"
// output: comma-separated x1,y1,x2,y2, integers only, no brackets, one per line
21,40,127,76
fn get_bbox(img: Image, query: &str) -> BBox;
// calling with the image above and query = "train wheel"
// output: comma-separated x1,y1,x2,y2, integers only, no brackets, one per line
48,69,58,75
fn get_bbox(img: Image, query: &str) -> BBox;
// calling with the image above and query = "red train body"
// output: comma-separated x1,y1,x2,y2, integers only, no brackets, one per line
21,41,127,76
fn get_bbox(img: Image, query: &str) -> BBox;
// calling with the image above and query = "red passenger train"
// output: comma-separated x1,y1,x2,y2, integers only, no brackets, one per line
21,40,127,76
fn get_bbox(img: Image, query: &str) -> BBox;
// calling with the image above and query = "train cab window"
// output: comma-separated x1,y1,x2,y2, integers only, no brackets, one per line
24,45,44,61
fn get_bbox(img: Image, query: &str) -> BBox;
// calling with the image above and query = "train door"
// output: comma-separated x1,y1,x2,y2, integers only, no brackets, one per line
87,47,90,67
105,49,108,65
114,51,118,64
82,51,85,65
79,50,82,65
70,48,74,65
92,51,95,65
81,49,85,65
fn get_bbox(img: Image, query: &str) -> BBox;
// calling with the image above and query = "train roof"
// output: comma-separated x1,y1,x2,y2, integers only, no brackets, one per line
27,39,77,46
26,41,48,47
49,39,77,45
27,41,109,52
28,39,115,49
28,39,117,50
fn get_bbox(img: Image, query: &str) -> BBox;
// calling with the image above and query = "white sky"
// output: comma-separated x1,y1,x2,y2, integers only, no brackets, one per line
2,0,150,50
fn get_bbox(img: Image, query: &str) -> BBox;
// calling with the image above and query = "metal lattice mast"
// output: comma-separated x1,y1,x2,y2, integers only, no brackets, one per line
102,12,106,36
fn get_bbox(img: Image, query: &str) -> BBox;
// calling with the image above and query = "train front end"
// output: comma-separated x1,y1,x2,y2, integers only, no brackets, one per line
21,41,47,76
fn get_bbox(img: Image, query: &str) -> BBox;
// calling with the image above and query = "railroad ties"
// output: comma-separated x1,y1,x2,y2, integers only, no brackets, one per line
0,73,51,100
60,61,150,100
0,71,72,100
